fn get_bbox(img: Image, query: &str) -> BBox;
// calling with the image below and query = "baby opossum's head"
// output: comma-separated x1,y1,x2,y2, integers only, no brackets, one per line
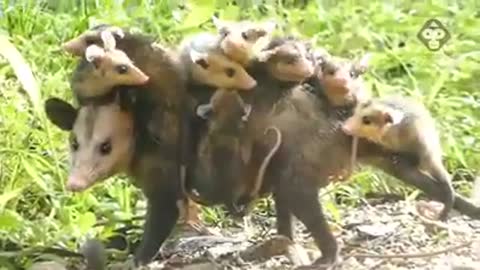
342,99,404,143
315,53,371,107
75,44,149,97
196,89,251,136
257,38,315,82
189,48,257,90
44,93,134,192
62,24,125,56
213,17,276,65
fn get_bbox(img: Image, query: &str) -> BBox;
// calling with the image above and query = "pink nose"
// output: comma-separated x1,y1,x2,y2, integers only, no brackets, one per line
66,175,89,192
342,125,352,135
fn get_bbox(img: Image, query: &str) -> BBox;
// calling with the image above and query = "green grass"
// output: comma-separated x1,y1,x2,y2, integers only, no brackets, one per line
0,0,479,268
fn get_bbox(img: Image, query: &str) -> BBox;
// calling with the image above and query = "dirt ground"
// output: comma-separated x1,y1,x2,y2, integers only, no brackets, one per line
28,198,480,270
133,199,480,270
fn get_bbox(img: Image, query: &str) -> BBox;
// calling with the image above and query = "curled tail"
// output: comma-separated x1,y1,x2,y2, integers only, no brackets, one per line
428,160,455,221
251,126,282,198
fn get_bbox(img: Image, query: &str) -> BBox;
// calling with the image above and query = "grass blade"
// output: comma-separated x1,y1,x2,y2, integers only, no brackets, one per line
0,34,41,114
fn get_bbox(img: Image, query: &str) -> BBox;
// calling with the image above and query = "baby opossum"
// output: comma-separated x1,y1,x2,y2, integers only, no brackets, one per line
70,31,149,103
44,91,135,192
342,96,455,220
212,17,276,66
312,52,371,107
179,32,257,91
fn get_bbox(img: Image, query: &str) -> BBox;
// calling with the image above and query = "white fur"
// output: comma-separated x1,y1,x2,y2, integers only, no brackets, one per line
356,53,371,73
387,107,404,125
189,49,208,64
100,30,117,51
108,26,125,39
261,20,277,33
85,44,106,62
256,48,278,62
196,103,213,119
242,104,252,122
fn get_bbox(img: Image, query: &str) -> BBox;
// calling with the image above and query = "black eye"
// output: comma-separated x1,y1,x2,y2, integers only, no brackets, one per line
71,136,79,151
195,59,209,69
349,69,358,79
116,64,128,74
99,140,112,155
225,68,235,78
220,28,230,38
241,32,248,40
362,116,371,125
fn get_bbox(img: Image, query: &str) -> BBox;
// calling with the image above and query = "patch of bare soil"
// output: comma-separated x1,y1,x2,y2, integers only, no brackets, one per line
142,200,480,270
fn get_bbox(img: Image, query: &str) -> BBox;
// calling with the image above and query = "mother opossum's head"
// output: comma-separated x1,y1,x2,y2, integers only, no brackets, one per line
44,95,134,192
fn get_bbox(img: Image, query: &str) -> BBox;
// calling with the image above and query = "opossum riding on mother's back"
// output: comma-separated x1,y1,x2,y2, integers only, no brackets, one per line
61,25,194,266
184,35,317,212
188,49,480,268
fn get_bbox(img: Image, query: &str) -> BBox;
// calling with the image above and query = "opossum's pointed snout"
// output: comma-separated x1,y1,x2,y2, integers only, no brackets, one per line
140,74,150,84
66,175,91,192
341,123,353,136
241,77,257,91
62,40,85,56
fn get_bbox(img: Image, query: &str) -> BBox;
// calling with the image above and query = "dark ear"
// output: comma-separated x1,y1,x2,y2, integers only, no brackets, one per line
196,103,213,120
44,97,78,131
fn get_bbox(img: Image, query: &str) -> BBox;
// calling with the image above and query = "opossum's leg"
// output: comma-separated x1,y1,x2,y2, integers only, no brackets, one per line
134,185,179,265
278,175,338,265
273,189,293,240
364,154,480,220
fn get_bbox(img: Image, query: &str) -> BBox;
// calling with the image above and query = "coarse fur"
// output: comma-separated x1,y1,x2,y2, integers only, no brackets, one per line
62,26,195,266
44,92,135,192
179,32,257,91
186,73,474,268
185,36,315,207
241,36,316,112
342,95,454,220
189,90,281,214
70,31,149,103
311,53,371,107
212,17,276,66
44,89,188,266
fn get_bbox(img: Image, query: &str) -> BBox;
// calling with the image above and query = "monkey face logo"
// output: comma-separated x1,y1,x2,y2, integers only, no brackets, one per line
417,19,450,51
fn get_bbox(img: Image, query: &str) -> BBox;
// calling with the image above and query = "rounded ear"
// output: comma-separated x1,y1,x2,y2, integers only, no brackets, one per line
100,30,117,51
44,98,78,131
196,103,213,120
242,104,252,122
190,49,209,69
85,44,106,64
107,26,125,39
384,108,404,125
256,48,277,62
353,53,371,75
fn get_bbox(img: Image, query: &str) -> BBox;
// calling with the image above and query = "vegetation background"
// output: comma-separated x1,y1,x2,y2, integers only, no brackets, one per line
0,0,478,268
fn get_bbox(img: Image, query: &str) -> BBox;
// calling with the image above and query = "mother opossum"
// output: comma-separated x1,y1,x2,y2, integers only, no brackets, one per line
186,52,480,268
59,25,192,265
